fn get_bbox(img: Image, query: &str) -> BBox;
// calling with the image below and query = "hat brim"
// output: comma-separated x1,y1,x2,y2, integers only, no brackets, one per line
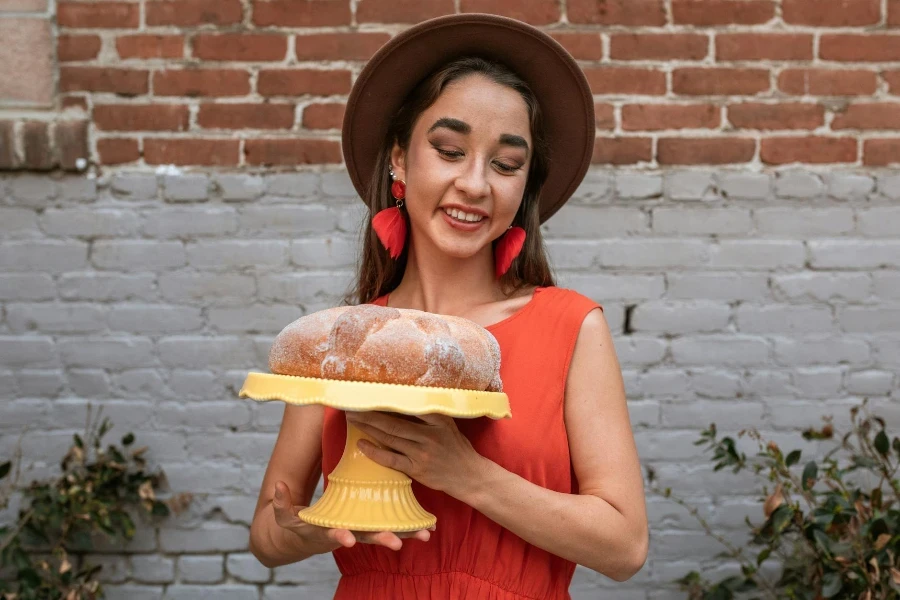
342,13,595,224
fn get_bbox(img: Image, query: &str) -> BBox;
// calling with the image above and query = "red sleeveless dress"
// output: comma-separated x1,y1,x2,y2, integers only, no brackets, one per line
320,286,603,599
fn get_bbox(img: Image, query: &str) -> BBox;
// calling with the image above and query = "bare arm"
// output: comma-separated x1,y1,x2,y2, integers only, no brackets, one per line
459,308,649,580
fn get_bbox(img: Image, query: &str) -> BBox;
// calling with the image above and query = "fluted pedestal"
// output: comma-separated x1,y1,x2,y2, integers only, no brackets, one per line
299,418,436,532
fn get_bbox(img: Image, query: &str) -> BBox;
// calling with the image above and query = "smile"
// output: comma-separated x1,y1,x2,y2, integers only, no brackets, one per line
442,207,485,223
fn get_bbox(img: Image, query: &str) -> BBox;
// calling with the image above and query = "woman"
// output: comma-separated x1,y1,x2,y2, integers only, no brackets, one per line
249,13,648,599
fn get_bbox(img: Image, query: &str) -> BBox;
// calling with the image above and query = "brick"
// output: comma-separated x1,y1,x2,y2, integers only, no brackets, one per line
865,139,900,166
8,176,58,206
193,34,287,61
41,208,140,237
58,35,100,62
22,121,53,170
244,139,341,165
828,173,875,199
116,35,183,59
761,137,857,165
892,0,900,25
92,240,185,270
653,207,751,235
820,35,900,61
57,337,154,369
738,305,834,334
239,205,336,234
253,0,349,26
673,68,770,95
108,305,204,334
58,273,155,301
0,120,16,168
846,370,895,395
832,103,900,130
459,0,560,24
874,272,900,299
161,524,248,553
144,139,240,166
568,0,665,24
716,33,812,61
226,554,270,583
0,241,86,272
756,207,854,235
718,172,770,199
859,207,900,236
665,170,718,201
94,104,189,132
357,0,453,23
0,0,47,10
0,274,55,301
130,556,174,584
591,137,652,165
295,33,391,61
0,19,53,106
301,103,344,130
7,303,107,334
777,69,877,96
886,71,900,94
622,104,718,131
671,336,769,366
809,240,900,268
213,174,266,201
727,103,824,130
594,103,615,130
61,97,88,111
549,32,603,60
290,237,357,268
266,172,320,198
154,69,250,97
672,0,774,24
0,208,39,237
841,308,900,333
178,556,225,583
97,138,139,165
634,301,732,335
146,0,242,25
159,273,255,305
55,120,89,170
57,2,138,27
658,138,755,165
774,171,824,198
60,67,148,96
257,69,350,96
167,585,255,600
610,33,708,60
783,0,880,25
187,240,287,268
669,272,769,301
162,174,210,202
584,67,666,95
711,240,805,269
542,206,647,237
198,103,295,130
143,208,238,238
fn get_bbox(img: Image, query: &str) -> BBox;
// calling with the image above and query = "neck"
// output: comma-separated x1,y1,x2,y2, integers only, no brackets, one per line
389,238,505,315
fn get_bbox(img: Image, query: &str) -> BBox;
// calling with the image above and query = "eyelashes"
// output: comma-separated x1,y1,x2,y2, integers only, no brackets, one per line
434,147,522,174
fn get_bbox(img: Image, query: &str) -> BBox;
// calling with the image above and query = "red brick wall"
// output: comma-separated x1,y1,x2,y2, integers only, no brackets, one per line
54,0,900,168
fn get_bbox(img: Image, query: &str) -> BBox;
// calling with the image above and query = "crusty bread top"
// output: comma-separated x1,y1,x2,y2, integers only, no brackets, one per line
269,304,502,392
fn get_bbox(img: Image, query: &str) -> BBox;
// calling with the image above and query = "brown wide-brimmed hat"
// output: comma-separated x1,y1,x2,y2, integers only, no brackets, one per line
341,13,595,224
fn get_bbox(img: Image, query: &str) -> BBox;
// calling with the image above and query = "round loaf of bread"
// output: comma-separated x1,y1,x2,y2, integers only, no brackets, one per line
268,304,503,392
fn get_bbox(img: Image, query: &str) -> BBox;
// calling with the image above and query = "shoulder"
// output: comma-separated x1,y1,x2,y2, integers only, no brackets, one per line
539,286,604,317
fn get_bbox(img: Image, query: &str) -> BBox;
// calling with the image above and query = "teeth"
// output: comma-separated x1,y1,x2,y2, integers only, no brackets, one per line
445,208,484,222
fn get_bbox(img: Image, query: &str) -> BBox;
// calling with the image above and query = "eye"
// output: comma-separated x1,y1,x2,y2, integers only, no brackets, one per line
494,161,522,174
436,148,463,159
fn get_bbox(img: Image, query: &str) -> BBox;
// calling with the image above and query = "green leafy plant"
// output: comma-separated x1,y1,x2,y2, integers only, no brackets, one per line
647,400,900,600
0,409,191,599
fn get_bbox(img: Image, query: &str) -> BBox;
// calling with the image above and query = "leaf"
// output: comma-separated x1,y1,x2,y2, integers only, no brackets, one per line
893,437,900,458
0,461,10,480
756,548,771,566
771,503,794,533
786,450,802,466
121,433,135,446
892,567,900,585
73,433,84,449
875,533,891,551
874,430,890,456
151,501,170,517
821,572,842,598
802,461,818,490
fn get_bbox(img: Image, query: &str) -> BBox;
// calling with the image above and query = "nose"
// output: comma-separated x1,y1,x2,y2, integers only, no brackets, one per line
454,158,490,200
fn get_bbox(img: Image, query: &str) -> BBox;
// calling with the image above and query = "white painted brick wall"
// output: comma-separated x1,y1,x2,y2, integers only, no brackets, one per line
1,168,898,599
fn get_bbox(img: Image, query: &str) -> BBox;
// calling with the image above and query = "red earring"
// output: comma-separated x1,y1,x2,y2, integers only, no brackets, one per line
372,168,408,259
495,225,526,278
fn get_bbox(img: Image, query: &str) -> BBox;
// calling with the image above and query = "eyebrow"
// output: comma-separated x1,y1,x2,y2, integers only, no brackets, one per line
427,117,529,153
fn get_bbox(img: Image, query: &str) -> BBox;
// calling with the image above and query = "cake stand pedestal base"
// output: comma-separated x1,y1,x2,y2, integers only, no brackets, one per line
298,417,437,532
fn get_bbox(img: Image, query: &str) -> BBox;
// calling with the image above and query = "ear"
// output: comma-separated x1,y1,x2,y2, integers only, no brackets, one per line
390,142,407,182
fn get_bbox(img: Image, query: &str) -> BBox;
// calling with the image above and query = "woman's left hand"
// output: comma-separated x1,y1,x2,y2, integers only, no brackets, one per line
344,411,485,498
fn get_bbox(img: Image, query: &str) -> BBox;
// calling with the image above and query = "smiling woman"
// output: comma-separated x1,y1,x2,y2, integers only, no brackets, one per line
248,13,649,600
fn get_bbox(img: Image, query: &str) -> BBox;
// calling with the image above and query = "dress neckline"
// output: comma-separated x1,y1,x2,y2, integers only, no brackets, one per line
379,286,547,332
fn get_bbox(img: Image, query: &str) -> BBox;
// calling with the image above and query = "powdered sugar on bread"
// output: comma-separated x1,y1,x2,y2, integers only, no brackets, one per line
268,304,503,392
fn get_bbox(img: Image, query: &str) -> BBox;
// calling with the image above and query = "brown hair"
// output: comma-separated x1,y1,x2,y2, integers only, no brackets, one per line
342,56,557,306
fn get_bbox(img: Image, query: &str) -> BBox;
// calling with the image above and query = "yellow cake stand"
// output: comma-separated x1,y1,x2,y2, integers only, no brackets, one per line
239,372,511,532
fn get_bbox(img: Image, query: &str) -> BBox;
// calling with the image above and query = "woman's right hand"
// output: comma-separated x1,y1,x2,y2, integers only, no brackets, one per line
271,481,433,552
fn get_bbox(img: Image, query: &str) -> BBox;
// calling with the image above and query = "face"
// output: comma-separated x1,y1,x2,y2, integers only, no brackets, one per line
391,74,532,259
